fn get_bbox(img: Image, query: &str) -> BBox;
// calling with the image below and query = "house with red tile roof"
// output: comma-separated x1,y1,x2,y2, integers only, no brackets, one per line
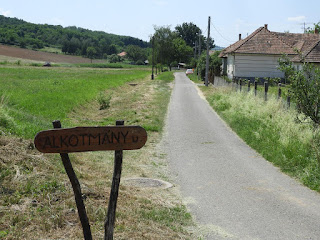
219,24,320,80
117,51,127,57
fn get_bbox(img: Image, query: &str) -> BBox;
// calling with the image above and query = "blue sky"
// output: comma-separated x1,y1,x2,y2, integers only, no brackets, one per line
0,0,319,47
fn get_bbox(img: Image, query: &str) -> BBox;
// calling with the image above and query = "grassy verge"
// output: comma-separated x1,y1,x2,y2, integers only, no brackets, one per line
186,72,203,84
199,85,320,191
0,69,193,239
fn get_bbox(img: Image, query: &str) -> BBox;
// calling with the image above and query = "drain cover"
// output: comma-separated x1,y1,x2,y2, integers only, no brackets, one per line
123,178,172,189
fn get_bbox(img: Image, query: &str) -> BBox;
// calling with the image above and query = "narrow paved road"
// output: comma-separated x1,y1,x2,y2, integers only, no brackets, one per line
163,72,320,240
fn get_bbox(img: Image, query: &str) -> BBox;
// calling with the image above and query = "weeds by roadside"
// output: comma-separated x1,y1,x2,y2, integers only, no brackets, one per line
200,86,320,191
97,92,112,110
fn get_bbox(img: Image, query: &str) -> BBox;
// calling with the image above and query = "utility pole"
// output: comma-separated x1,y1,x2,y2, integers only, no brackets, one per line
205,16,211,87
198,30,201,57
151,36,154,80
198,30,201,80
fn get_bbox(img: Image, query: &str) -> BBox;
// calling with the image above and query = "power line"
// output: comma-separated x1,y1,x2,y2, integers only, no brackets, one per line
202,26,208,35
210,20,235,43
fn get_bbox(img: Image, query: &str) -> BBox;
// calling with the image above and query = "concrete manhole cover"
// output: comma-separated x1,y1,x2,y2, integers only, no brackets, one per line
122,178,172,189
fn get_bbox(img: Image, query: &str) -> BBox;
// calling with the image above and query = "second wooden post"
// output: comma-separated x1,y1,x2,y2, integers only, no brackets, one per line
105,120,124,240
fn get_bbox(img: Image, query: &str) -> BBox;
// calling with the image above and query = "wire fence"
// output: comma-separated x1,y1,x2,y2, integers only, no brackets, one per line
212,76,295,110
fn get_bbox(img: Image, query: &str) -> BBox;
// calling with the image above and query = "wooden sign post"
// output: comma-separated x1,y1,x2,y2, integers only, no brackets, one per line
34,120,147,240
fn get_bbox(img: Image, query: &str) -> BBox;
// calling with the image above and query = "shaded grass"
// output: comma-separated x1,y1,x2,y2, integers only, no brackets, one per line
201,86,320,191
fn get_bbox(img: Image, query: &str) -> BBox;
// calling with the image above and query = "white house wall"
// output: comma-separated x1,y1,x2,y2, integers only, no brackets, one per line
233,54,285,79
226,54,235,79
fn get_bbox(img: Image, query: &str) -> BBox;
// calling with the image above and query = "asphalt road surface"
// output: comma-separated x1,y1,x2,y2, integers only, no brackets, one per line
162,72,320,240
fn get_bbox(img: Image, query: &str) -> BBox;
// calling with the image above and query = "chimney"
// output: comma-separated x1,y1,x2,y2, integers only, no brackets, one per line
239,34,242,41
315,28,319,34
264,24,268,30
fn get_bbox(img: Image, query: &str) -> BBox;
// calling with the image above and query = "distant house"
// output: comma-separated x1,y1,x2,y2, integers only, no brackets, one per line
178,62,186,69
117,51,127,57
219,24,320,80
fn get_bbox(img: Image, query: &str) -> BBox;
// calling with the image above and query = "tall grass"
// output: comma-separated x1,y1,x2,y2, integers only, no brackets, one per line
0,67,149,138
201,86,320,191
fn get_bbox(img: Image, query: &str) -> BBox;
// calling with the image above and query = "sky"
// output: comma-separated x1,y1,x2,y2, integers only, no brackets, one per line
0,0,319,48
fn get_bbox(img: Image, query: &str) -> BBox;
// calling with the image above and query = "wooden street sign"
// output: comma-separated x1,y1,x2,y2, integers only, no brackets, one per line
35,121,147,240
34,126,147,153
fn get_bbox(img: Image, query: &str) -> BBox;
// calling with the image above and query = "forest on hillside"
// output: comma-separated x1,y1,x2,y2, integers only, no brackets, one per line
0,15,149,59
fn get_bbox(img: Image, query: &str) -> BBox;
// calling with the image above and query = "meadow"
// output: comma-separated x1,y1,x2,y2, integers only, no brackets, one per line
0,66,148,138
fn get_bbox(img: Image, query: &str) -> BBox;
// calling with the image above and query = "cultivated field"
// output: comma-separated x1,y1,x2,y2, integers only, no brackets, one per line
0,44,105,64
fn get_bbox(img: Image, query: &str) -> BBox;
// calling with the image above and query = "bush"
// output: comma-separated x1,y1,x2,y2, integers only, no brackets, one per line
97,92,112,110
136,60,144,65
278,54,320,125
109,54,120,63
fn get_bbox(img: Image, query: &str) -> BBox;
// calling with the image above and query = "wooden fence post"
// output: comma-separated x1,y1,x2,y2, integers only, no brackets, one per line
254,81,258,96
248,80,251,92
287,93,291,109
239,79,242,92
52,120,92,240
104,120,125,240
264,81,268,101
278,83,282,100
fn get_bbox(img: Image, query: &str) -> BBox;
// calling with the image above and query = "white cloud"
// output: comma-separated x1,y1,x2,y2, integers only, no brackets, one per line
0,8,12,17
288,16,306,22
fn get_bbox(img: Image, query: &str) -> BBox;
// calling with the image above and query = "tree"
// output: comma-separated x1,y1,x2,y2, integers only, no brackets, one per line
107,44,117,55
126,45,146,63
197,51,222,80
175,22,214,52
86,46,97,63
278,54,320,125
306,22,320,34
153,26,176,70
210,51,222,76
175,22,200,48
99,38,111,55
19,39,27,48
172,37,193,63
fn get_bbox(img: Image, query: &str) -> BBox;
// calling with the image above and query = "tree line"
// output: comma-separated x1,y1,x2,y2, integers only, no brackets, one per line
0,15,221,68
0,15,149,60
151,22,215,71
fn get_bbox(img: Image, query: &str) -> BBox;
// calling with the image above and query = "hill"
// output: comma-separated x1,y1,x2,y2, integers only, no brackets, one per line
212,45,224,51
0,15,149,58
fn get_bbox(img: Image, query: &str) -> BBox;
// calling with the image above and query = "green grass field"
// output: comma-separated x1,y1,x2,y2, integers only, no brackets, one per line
0,66,149,138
